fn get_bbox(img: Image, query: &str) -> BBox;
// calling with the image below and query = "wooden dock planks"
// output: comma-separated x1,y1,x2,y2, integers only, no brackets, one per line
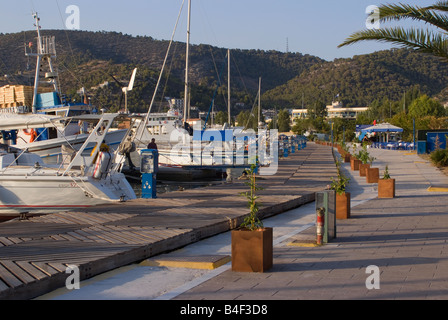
0,143,337,300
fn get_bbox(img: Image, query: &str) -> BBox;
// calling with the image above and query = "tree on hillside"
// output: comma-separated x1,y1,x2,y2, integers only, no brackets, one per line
308,101,327,119
277,109,292,133
408,94,446,117
339,1,448,62
236,110,256,130
214,111,230,125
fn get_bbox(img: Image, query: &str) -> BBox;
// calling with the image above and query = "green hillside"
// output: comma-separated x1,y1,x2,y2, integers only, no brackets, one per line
263,48,448,109
1,30,448,116
0,30,322,114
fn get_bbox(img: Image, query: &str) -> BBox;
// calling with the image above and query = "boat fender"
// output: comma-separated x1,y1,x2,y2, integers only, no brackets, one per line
93,151,112,179
23,129,38,143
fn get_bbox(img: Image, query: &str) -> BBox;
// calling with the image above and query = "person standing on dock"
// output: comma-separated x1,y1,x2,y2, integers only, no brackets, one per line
147,138,158,150
119,136,137,171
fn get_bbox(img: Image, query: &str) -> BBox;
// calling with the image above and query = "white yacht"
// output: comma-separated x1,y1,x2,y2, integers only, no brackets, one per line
0,113,137,214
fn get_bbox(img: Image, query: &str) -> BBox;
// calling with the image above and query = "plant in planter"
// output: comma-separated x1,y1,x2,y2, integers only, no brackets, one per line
357,143,374,177
365,152,378,183
331,160,351,220
350,144,361,171
232,164,273,273
378,166,395,198
340,141,351,163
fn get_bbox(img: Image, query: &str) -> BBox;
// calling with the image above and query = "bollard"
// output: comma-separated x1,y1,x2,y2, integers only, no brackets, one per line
316,191,336,243
316,207,325,245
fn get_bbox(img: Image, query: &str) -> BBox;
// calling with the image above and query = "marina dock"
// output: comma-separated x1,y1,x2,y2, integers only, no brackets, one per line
0,143,336,300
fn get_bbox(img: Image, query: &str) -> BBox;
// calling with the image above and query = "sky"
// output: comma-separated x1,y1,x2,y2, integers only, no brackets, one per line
0,0,439,61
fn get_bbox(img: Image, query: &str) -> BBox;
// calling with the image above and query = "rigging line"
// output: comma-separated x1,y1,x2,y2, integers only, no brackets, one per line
203,54,227,130
29,0,36,13
243,92,260,131
158,40,180,113
136,0,185,143
55,0,85,91
211,47,229,109
231,52,257,108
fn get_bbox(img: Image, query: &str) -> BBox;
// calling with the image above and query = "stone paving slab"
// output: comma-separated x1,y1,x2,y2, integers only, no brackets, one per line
174,147,448,300
1,143,337,300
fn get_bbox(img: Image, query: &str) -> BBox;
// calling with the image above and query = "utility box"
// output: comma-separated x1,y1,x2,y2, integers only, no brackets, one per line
417,141,427,155
140,149,159,199
316,190,336,243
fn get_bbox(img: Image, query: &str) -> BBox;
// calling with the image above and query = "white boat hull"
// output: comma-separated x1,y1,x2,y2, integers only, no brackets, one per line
0,171,136,214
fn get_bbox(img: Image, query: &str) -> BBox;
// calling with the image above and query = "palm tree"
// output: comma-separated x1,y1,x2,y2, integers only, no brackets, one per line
338,1,448,61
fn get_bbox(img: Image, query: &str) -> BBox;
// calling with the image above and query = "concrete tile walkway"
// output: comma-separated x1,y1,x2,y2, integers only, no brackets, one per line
174,147,448,300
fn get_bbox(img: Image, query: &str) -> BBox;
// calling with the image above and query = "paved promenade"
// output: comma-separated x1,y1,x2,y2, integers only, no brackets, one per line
2,142,336,300
40,145,448,302
173,147,448,300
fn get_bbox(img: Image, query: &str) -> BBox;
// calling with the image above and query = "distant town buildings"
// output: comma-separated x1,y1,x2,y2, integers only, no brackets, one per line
162,97,369,127
291,101,368,120
167,98,184,110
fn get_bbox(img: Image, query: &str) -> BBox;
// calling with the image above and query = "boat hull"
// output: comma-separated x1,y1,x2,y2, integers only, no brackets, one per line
0,172,136,214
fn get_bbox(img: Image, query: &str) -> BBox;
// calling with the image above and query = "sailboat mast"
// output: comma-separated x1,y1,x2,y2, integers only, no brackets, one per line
183,0,191,124
258,77,262,129
29,13,58,114
32,13,42,113
228,49,231,125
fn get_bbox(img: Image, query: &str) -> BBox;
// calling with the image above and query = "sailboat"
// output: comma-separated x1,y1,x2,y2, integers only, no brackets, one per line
0,13,128,163
128,1,275,179
0,113,137,215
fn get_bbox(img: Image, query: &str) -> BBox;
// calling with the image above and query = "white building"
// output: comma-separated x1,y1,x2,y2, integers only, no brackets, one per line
167,97,184,110
326,102,368,119
292,102,369,120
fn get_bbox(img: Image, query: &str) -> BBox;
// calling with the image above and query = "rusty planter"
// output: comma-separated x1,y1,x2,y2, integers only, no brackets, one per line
231,227,273,273
344,154,351,163
350,158,361,171
378,179,395,198
336,192,351,220
366,167,379,183
359,163,370,177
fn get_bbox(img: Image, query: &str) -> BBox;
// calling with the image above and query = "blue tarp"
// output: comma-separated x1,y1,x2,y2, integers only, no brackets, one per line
427,132,448,152
193,129,235,142
356,125,372,132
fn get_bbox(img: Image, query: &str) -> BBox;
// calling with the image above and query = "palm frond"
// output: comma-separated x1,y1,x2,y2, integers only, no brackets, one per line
428,1,448,12
338,27,448,61
378,3,448,33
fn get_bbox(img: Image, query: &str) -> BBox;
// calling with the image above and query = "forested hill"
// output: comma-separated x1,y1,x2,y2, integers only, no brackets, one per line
0,29,322,113
263,49,448,109
1,29,448,114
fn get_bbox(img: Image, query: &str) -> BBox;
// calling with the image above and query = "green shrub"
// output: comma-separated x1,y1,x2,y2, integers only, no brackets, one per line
331,159,350,195
430,149,448,167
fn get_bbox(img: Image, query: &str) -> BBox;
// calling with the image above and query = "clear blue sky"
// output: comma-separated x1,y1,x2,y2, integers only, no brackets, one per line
0,0,438,61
